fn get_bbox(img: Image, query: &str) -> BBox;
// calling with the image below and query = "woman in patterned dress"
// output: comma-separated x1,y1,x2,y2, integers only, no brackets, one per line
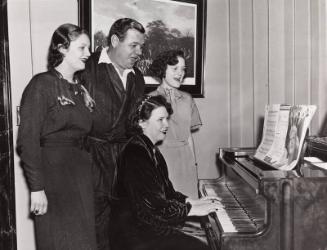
17,23,96,250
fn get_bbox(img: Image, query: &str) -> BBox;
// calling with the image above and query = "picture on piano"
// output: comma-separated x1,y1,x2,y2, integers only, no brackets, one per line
254,104,316,170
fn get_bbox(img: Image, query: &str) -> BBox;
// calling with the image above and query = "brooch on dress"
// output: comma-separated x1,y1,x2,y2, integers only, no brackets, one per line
57,95,75,106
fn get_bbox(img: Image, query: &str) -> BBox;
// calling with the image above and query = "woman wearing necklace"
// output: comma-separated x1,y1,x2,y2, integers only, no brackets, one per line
148,50,202,199
17,23,96,250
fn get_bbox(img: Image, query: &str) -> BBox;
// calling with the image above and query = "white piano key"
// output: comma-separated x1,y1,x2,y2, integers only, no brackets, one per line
214,208,238,233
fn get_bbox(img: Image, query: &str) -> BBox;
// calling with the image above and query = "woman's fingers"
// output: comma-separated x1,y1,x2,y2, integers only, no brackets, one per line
201,196,221,202
30,190,48,216
201,198,224,208
31,203,47,215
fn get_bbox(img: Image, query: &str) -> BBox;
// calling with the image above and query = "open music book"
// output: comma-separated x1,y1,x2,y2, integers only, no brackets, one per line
254,104,317,170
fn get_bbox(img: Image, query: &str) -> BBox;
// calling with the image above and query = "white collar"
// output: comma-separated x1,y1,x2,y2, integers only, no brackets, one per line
98,47,135,75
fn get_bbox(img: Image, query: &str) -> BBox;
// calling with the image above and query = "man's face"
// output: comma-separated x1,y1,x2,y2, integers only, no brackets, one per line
111,28,145,71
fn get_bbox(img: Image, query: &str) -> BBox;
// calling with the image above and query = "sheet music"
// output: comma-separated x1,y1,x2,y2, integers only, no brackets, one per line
255,105,286,159
254,105,317,170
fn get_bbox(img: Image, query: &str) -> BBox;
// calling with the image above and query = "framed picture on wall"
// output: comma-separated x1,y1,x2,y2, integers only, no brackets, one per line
78,0,207,97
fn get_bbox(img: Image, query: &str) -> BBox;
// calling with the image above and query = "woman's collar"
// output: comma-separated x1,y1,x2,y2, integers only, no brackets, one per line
157,85,182,99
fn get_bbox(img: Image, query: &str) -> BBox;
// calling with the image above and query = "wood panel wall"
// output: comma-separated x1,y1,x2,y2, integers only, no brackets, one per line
221,0,327,147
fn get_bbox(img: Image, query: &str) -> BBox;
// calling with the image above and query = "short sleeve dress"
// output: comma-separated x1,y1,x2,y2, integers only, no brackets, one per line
17,70,96,250
150,85,202,198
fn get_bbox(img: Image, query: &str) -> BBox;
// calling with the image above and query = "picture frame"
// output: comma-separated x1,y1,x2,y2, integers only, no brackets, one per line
78,0,206,97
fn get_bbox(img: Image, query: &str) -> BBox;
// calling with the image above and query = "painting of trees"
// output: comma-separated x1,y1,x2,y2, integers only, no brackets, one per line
138,20,195,77
93,19,195,77
93,30,107,52
85,0,206,96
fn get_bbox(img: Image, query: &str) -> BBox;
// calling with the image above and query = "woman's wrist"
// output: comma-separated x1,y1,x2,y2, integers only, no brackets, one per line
185,197,194,204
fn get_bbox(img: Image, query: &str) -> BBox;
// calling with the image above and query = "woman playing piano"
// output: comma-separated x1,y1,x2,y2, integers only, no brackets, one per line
109,95,222,250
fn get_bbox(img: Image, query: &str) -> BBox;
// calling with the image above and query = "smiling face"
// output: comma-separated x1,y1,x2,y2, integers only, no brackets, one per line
61,33,90,72
162,56,186,89
110,28,145,72
140,106,169,144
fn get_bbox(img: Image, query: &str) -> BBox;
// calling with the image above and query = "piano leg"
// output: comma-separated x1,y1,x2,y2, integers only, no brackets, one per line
281,181,293,250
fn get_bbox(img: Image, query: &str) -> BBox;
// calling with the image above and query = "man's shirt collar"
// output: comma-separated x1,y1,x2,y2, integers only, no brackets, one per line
98,47,134,75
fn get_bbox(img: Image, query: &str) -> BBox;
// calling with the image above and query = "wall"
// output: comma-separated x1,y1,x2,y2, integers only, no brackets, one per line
7,1,77,249
7,0,327,249
194,0,327,179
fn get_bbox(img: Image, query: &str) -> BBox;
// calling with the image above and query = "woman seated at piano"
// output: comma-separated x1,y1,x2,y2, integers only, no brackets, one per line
109,95,222,250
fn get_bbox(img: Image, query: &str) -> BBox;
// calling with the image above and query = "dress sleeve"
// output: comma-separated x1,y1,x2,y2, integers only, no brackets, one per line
190,97,202,130
17,76,49,191
122,144,191,235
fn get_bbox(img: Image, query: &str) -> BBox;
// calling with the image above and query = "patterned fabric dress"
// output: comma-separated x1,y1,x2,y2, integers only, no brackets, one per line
150,85,202,198
17,70,96,250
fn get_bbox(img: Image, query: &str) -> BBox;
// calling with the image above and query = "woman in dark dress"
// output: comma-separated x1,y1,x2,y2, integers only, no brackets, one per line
110,95,222,250
17,23,96,250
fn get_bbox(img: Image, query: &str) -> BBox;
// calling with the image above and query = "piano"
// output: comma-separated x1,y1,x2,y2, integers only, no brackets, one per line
199,147,327,250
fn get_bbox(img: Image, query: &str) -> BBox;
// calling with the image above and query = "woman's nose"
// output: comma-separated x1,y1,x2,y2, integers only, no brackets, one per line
177,71,185,78
85,48,91,57
164,119,169,128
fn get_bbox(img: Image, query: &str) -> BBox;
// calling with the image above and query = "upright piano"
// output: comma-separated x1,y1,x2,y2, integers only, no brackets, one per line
199,147,327,250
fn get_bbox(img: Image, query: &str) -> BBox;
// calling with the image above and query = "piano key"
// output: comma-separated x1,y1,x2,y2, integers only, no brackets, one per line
213,209,237,233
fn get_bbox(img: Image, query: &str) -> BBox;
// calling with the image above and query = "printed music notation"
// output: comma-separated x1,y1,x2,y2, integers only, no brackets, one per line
254,104,317,170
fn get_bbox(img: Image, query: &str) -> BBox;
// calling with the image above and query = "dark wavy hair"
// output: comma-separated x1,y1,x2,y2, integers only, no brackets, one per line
107,18,145,47
127,95,173,136
47,23,89,70
148,50,185,82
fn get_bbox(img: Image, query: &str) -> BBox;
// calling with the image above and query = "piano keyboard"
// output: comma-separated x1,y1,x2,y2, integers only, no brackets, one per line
203,180,265,233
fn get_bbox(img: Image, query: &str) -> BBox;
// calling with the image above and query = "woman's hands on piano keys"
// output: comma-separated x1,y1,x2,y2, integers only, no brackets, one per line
186,197,224,217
